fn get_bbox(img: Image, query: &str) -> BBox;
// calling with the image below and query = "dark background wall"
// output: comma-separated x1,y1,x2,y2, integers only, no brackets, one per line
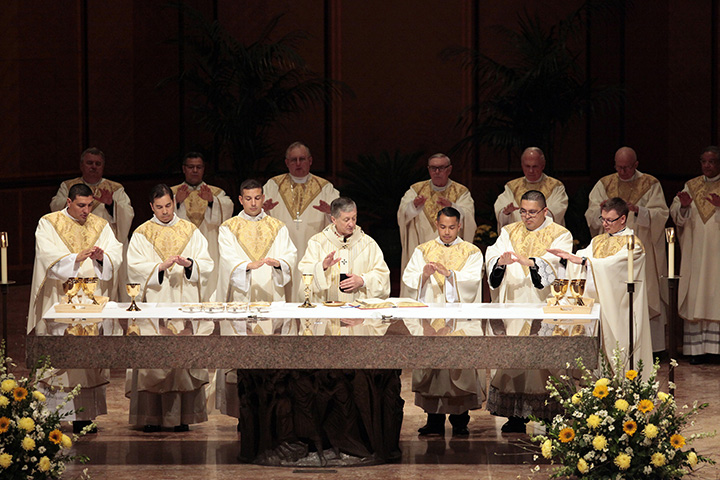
1,0,718,283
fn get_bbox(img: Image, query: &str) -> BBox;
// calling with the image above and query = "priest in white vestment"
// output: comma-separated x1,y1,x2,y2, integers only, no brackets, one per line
299,197,390,302
50,147,134,300
485,190,572,433
397,153,476,296
172,152,234,301
30,183,123,432
670,146,720,363
585,147,669,353
214,179,298,417
551,197,653,380
125,184,214,431
402,206,485,437
263,142,339,301
494,147,568,231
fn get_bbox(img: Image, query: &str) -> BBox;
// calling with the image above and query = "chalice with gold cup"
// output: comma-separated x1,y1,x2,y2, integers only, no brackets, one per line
569,278,586,306
126,283,142,311
550,279,569,306
64,278,82,304
82,277,99,305
299,273,316,308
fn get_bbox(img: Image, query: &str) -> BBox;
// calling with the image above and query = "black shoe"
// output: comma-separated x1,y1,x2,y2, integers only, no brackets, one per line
143,424,161,433
418,423,445,436
174,424,189,432
501,416,527,433
452,426,469,437
73,420,97,434
689,355,706,365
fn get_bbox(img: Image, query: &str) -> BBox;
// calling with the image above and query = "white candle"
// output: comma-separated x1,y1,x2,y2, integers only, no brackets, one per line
627,235,634,283
665,227,675,278
0,232,7,284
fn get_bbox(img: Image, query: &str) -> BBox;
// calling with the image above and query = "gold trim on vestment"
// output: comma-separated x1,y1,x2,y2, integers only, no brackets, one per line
591,233,645,259
686,176,720,224
135,219,196,271
418,240,479,288
411,180,469,232
272,174,329,218
599,173,657,206
507,175,562,206
171,183,223,228
506,221,567,276
46,212,107,254
63,177,122,213
222,215,284,262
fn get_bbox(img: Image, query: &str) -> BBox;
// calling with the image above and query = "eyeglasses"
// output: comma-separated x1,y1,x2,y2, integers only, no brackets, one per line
519,209,544,218
599,216,622,224
428,164,451,172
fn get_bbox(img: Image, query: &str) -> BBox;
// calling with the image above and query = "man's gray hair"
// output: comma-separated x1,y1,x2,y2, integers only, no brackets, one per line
330,197,356,218
701,145,720,158
286,141,311,158
520,189,547,208
522,147,545,158
81,147,105,163
427,153,451,165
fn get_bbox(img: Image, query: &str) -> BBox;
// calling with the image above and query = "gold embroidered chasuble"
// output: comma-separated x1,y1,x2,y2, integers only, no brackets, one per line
507,176,562,206
171,183,224,228
599,173,658,206
686,176,720,224
591,233,645,259
46,212,107,253
418,240,480,288
222,215,284,262
271,174,330,218
135,219,196,271
411,180,470,232
63,177,122,212
506,221,567,275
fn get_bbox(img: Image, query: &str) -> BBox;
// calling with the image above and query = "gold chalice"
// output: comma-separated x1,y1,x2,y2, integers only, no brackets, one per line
82,277,99,305
299,273,316,308
126,283,142,311
550,279,569,306
65,278,82,304
569,278,586,306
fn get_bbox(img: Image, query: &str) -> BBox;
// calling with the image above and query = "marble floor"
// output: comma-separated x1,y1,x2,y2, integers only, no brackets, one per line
3,285,720,479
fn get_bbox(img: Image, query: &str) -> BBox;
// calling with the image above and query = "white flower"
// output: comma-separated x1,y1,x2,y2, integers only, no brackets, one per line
670,358,678,367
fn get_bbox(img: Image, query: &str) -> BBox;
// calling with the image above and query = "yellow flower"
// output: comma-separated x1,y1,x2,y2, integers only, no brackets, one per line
625,369,638,381
0,416,9,433
658,391,670,402
577,458,589,473
12,386,28,402
615,399,629,411
643,423,659,439
651,452,667,467
1,379,16,393
61,434,73,449
0,453,12,468
0,396,8,407
49,429,63,445
593,384,609,399
637,399,654,413
541,439,553,458
671,434,686,449
586,414,601,429
21,436,36,451
623,420,637,436
38,456,51,472
592,435,607,450
559,427,575,443
688,451,698,468
17,417,35,432
614,453,632,470
571,392,582,405
32,391,46,402
595,378,610,387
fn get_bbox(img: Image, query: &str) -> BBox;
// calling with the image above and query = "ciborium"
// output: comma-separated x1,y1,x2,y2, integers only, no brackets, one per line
569,278,586,306
126,283,142,311
299,273,316,308
550,279,569,306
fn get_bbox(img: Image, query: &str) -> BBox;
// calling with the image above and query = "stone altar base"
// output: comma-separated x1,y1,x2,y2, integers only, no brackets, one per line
237,369,404,466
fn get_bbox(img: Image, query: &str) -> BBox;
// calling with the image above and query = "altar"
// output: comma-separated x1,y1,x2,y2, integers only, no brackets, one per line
27,301,601,466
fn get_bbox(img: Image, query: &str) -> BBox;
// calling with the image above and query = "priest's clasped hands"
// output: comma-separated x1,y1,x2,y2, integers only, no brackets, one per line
422,262,451,281
159,255,193,271
76,246,105,263
246,258,281,270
